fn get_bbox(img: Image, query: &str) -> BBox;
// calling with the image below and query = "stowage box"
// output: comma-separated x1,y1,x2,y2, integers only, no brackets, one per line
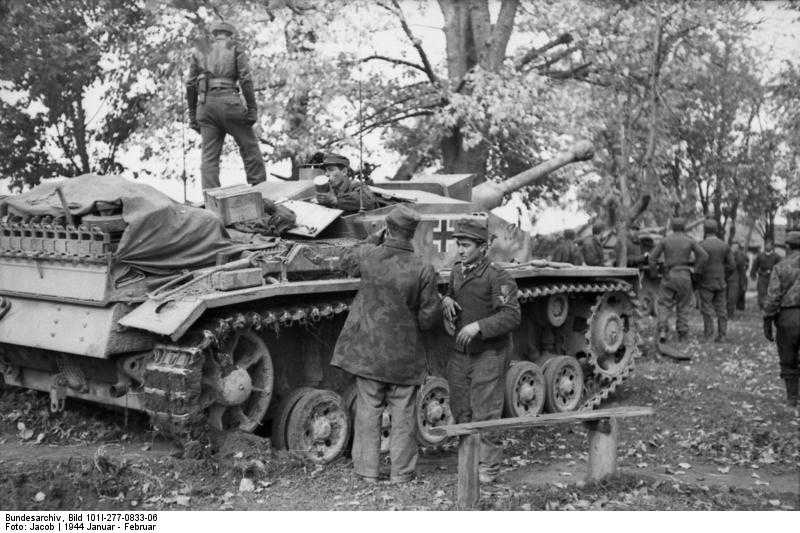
204,184,264,225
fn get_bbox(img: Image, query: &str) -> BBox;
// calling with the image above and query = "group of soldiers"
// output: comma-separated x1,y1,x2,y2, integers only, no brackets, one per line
330,205,519,484
552,219,800,408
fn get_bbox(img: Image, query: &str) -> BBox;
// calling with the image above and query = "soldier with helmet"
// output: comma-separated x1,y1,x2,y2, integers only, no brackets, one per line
648,217,708,342
331,204,442,483
698,219,735,342
185,20,266,189
762,231,800,408
314,153,379,212
442,218,521,483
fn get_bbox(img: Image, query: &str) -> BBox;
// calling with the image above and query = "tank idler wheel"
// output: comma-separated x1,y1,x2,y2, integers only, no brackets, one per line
504,361,546,418
342,384,392,455
271,386,314,450
588,292,638,380
543,355,584,413
415,376,454,445
206,329,274,433
547,294,569,327
285,388,350,464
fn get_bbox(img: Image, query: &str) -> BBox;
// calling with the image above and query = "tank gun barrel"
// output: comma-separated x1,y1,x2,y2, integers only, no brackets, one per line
471,140,594,211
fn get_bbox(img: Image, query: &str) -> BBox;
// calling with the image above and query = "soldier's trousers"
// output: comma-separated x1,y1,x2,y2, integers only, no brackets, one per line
737,276,747,310
656,269,693,338
197,91,266,189
757,275,770,310
775,308,800,380
699,287,727,337
726,278,739,318
352,377,417,480
447,349,505,476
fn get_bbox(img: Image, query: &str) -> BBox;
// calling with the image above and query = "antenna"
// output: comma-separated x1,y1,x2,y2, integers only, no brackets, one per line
181,83,188,204
357,4,365,213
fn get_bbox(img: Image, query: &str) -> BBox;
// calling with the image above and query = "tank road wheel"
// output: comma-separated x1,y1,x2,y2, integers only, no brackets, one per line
415,376,454,445
587,292,639,381
285,388,350,464
271,387,314,450
543,355,584,413
504,361,546,418
546,294,569,327
206,329,274,433
342,384,391,455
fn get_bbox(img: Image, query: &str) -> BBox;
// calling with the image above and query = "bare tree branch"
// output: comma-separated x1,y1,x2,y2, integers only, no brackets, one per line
515,33,573,71
388,0,439,85
359,54,428,74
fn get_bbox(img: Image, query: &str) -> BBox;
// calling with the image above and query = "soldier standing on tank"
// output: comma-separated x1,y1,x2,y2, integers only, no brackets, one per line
698,220,734,342
649,217,708,342
330,205,441,484
551,229,585,265
442,218,521,483
727,242,748,318
580,223,605,266
762,231,800,408
751,239,782,310
185,21,266,190
315,153,379,212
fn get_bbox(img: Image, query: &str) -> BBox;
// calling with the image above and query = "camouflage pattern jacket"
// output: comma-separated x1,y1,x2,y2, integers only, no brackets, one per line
699,236,734,290
447,256,521,355
763,251,800,317
330,237,442,385
551,240,584,265
186,36,252,91
580,236,605,266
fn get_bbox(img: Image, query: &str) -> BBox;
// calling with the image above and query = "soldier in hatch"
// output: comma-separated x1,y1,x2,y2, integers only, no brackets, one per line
185,20,266,190
315,153,379,212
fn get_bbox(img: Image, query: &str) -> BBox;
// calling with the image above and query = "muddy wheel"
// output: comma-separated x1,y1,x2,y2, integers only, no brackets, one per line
543,355,584,413
206,329,273,433
415,376,454,445
504,361,545,418
342,384,391,455
547,294,569,327
587,292,638,380
271,386,314,450
285,388,350,464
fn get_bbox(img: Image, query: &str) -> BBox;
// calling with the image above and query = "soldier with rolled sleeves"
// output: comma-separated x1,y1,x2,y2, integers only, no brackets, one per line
751,239,782,310
762,231,800,408
649,217,708,342
698,220,734,342
551,229,585,265
330,204,442,483
315,153,380,213
442,218,521,483
185,21,266,189
580,223,605,266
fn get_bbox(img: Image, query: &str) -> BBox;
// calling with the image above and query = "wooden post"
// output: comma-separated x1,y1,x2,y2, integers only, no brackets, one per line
457,432,481,509
586,417,618,482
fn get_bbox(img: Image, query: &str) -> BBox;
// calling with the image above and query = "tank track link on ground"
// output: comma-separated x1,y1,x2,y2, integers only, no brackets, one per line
142,301,351,436
515,279,641,411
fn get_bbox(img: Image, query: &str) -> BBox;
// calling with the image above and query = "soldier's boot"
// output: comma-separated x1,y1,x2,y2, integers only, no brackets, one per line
714,321,726,343
784,379,799,408
702,318,714,340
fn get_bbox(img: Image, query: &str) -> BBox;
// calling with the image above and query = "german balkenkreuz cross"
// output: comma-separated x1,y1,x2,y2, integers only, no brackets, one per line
432,219,456,253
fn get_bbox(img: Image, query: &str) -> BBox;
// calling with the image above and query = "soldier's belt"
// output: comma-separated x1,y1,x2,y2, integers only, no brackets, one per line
208,78,237,89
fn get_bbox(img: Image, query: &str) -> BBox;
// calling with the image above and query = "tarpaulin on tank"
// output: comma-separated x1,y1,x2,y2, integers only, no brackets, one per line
0,174,246,273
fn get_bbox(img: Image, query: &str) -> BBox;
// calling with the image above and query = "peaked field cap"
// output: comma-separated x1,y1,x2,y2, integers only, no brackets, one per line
671,216,686,230
322,153,350,167
452,218,489,242
703,219,718,232
785,231,800,246
209,20,236,35
386,204,421,231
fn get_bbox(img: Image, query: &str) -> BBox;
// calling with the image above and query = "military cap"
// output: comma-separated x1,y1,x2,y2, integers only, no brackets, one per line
386,204,421,232
785,231,800,247
452,218,489,243
703,219,718,233
322,153,350,168
209,20,236,35
670,217,686,231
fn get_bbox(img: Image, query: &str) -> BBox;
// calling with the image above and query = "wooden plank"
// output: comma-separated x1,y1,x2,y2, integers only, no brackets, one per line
429,406,654,438
457,433,481,509
586,418,619,482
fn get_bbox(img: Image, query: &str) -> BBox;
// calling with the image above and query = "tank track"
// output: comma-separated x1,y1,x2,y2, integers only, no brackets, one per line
142,302,351,436
516,280,641,411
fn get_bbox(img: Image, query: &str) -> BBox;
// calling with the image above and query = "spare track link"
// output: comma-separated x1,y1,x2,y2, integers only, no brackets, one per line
143,301,352,436
516,280,641,411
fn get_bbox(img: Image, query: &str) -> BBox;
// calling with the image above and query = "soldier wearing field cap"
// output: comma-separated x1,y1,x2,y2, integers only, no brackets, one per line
698,219,734,342
442,217,521,483
186,20,266,189
315,153,379,212
331,204,442,483
762,230,800,408
649,217,708,342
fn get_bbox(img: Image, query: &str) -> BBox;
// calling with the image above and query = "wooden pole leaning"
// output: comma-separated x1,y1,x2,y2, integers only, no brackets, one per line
457,432,481,509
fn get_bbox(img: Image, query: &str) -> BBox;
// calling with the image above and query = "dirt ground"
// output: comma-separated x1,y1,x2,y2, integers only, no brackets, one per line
1,293,798,511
